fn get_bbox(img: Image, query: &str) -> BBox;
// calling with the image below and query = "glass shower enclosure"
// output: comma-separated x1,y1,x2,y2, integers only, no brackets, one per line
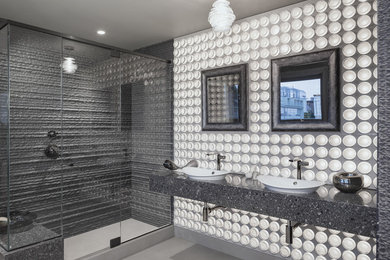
0,23,173,258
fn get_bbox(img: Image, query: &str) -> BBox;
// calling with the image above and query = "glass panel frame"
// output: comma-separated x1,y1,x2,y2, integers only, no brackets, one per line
5,25,63,251
0,24,10,251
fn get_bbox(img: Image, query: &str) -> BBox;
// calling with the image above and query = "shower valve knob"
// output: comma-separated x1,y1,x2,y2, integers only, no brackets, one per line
45,144,60,159
47,130,58,138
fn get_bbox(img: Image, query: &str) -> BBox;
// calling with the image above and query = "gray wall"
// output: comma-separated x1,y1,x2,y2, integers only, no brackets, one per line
0,25,173,251
130,40,174,225
377,0,390,258
136,40,174,61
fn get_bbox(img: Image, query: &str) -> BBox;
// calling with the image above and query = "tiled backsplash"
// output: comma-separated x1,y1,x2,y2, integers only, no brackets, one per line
172,0,377,258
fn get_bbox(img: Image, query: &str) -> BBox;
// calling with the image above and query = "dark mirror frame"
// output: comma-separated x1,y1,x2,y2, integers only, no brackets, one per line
271,49,340,131
201,64,248,131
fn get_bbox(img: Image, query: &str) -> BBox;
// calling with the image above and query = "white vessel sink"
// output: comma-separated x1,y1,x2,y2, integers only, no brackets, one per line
179,167,229,181
257,175,324,194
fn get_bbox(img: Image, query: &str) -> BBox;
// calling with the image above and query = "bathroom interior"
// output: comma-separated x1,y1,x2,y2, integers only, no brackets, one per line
0,0,388,259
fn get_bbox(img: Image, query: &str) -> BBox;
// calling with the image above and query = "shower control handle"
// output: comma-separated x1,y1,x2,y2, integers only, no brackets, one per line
47,130,59,138
45,144,60,159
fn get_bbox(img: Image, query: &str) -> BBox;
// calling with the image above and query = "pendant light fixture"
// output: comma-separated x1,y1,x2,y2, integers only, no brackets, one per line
62,57,78,74
208,0,236,32
62,45,77,74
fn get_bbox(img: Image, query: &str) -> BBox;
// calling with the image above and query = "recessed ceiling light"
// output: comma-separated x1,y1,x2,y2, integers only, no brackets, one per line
97,30,106,35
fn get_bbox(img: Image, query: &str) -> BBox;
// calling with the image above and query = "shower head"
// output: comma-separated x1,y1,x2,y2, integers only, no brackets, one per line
64,45,74,51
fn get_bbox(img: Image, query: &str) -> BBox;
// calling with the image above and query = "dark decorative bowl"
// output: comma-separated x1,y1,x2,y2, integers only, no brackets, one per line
333,172,364,193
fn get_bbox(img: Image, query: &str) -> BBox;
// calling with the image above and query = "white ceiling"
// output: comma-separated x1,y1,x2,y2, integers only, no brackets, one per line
0,0,304,51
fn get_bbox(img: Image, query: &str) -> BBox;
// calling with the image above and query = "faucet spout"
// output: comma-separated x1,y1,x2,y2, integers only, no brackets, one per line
202,202,226,222
286,220,300,244
206,153,226,170
289,158,309,180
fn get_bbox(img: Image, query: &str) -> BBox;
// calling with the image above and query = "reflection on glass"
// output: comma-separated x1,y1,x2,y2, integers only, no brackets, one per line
207,74,240,124
280,78,322,120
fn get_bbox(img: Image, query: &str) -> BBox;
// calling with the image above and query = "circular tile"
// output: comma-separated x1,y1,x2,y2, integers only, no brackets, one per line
329,147,342,159
343,122,357,134
357,148,372,160
291,7,303,18
357,55,372,68
343,161,357,172
357,2,371,15
315,244,328,255
343,44,356,57
343,6,356,18
357,28,372,42
343,58,357,70
329,234,342,247
358,95,372,107
357,42,372,55
342,251,356,260
357,240,371,254
343,19,356,31
303,4,315,15
316,135,328,146
343,96,357,108
358,135,372,147
329,0,342,9
330,11,342,25
329,34,342,46
357,15,371,28
358,69,372,81
328,247,342,259
358,122,372,134
343,135,357,147
343,83,356,95
343,148,357,160
315,0,328,12
329,135,342,146
358,82,372,94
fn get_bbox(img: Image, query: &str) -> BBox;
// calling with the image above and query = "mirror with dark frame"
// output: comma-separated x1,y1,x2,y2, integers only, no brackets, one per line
201,64,247,131
271,49,339,131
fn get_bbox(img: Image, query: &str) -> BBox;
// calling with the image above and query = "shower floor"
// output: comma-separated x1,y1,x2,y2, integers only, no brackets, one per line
64,218,157,260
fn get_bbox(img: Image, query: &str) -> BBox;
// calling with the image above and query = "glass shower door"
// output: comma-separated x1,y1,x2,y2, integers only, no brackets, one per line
61,40,123,259
5,25,63,251
119,53,173,243
0,22,172,258
0,24,9,251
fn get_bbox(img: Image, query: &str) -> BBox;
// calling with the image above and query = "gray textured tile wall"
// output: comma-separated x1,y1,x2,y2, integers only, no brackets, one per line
0,25,8,231
0,25,173,251
128,41,174,226
136,40,174,61
6,26,63,250
377,0,390,258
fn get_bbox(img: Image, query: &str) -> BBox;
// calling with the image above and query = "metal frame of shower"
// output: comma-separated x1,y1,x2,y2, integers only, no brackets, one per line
0,17,174,252
0,18,171,64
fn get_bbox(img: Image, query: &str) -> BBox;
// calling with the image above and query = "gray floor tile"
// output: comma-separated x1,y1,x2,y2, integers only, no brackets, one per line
122,237,241,260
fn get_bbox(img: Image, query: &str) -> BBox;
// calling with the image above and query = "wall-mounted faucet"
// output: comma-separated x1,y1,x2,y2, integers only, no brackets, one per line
286,221,300,244
289,158,309,180
285,158,308,244
202,202,226,222
206,153,226,170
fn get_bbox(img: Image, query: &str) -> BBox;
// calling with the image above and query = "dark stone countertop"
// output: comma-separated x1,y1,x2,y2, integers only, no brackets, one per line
150,170,377,237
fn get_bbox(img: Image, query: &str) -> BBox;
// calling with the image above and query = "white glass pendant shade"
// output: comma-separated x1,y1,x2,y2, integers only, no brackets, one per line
62,57,77,74
208,0,236,32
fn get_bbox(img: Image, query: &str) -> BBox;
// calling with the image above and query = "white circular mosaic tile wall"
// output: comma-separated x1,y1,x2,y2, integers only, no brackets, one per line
173,0,377,189
172,0,377,258
174,196,376,259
